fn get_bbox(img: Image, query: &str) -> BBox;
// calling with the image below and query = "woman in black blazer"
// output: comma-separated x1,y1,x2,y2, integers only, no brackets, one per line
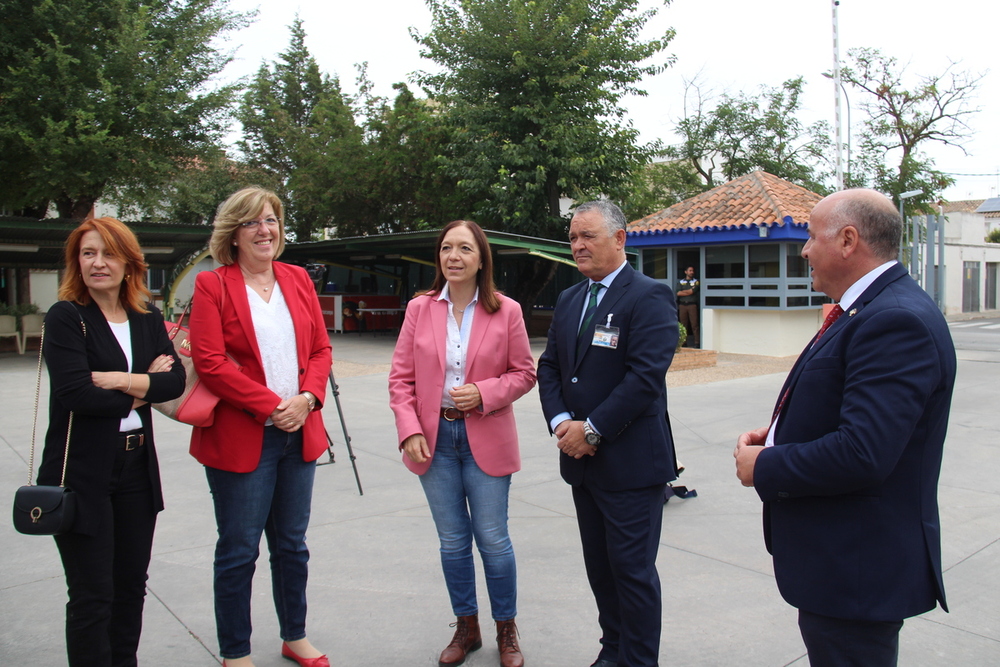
39,217,185,667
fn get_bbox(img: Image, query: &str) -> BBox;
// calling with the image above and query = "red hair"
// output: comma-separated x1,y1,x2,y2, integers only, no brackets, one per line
58,217,151,313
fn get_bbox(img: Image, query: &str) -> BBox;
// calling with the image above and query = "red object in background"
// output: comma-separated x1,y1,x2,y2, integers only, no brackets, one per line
317,294,401,332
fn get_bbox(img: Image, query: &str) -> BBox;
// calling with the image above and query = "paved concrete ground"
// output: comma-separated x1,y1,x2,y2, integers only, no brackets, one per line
1,322,998,666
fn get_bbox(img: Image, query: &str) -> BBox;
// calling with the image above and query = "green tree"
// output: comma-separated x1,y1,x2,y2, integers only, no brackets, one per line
109,149,276,225
0,0,251,219
414,0,674,307
840,47,983,210
613,159,705,222
353,81,462,234
666,78,832,194
238,18,364,240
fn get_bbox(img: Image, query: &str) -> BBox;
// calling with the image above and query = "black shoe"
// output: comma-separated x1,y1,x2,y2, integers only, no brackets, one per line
590,660,617,667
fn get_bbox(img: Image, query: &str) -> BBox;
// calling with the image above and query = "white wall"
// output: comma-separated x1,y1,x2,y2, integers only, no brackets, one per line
28,269,59,312
703,308,822,356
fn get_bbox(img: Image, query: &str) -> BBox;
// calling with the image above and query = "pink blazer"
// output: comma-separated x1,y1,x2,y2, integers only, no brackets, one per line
188,263,332,472
388,292,536,476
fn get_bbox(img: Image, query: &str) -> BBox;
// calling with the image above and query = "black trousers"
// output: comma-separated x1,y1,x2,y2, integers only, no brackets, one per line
573,482,666,667
54,441,158,667
798,609,903,667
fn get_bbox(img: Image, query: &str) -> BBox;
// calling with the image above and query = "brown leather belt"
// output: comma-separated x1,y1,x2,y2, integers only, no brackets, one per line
119,430,145,450
441,407,466,421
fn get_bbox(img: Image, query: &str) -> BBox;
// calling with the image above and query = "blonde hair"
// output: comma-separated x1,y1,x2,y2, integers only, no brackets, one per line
58,217,151,313
209,187,286,265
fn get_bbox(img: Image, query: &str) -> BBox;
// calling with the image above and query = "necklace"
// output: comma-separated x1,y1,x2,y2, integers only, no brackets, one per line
240,266,273,292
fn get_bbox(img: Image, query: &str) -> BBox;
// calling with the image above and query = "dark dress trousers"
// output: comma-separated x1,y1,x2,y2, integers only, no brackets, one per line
538,264,678,667
755,262,956,630
39,299,185,667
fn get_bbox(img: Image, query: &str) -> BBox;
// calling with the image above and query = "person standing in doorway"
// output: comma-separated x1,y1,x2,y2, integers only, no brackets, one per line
676,266,699,348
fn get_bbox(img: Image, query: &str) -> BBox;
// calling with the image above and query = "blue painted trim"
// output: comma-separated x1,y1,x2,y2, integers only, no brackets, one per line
626,221,809,248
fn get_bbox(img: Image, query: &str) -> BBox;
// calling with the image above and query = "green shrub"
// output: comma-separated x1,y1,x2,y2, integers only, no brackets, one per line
986,228,1000,244
0,302,41,329
676,322,687,352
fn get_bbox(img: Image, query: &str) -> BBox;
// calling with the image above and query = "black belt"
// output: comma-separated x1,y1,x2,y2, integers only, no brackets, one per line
119,430,145,450
441,407,466,421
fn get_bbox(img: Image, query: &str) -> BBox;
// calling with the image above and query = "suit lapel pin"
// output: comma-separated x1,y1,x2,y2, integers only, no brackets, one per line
848,308,857,316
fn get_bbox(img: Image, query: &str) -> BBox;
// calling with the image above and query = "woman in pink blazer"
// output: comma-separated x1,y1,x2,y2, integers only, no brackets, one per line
389,220,536,667
189,187,332,667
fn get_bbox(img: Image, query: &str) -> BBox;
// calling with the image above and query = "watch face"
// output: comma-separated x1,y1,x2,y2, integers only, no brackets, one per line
586,432,600,445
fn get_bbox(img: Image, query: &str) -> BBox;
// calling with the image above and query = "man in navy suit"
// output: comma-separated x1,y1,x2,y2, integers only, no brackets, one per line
735,189,956,666
538,200,678,667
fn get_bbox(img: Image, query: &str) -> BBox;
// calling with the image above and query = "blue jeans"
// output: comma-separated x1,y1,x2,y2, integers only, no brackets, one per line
419,417,517,621
205,427,316,659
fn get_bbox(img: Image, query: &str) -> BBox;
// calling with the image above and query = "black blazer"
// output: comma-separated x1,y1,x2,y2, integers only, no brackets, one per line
537,264,679,491
38,300,185,536
755,263,956,621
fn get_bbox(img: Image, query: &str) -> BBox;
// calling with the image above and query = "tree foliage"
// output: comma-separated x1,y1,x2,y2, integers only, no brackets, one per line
354,82,463,234
666,77,832,194
840,47,983,210
237,18,365,241
413,0,675,239
0,0,250,219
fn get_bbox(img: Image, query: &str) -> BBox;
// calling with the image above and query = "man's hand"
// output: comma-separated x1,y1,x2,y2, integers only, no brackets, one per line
734,425,769,487
556,420,597,459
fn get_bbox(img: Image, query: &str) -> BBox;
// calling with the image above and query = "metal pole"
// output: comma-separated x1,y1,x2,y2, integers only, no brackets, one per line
924,214,935,295
937,211,946,313
317,369,363,495
832,0,843,190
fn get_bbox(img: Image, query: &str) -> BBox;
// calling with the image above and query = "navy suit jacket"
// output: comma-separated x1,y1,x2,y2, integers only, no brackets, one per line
537,264,679,491
755,263,956,622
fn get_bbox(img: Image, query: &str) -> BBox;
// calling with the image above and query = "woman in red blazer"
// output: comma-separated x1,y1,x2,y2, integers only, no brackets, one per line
189,187,332,667
389,220,536,667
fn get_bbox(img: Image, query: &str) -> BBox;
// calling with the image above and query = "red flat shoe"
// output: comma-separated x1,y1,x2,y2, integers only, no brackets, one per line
281,642,331,667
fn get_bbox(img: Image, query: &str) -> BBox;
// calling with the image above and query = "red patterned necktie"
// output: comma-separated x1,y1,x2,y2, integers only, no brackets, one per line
813,304,844,345
772,304,845,422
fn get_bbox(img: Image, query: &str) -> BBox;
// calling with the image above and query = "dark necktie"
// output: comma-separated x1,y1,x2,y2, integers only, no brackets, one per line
578,283,603,340
772,304,845,422
813,304,844,346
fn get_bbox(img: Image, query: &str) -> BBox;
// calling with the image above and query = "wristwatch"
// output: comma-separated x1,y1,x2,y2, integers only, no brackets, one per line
301,391,316,410
582,421,601,447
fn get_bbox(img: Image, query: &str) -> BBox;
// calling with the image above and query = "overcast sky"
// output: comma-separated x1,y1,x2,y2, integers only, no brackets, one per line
221,0,999,202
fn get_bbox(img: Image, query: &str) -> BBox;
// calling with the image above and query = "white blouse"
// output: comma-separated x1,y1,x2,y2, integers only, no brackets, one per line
107,319,143,432
246,282,299,424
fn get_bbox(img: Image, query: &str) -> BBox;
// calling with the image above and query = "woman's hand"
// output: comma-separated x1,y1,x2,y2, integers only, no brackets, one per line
147,354,174,373
448,383,482,412
402,433,431,464
91,371,128,391
270,394,311,432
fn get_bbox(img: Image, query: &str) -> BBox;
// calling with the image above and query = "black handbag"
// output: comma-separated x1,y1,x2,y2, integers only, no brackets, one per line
12,319,78,536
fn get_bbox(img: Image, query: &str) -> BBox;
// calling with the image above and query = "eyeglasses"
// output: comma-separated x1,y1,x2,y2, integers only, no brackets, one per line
240,217,280,229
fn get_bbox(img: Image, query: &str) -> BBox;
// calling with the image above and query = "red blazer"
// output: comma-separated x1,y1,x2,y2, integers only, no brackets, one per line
188,262,332,472
389,292,536,477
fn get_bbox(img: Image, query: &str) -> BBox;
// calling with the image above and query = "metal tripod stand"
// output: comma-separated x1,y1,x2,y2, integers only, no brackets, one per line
317,369,363,495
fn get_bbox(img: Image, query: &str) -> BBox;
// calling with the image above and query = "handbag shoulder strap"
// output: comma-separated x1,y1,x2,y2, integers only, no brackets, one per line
27,306,83,487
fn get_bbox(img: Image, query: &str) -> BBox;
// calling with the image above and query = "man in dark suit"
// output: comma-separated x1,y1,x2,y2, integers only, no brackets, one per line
538,200,678,667
735,188,957,666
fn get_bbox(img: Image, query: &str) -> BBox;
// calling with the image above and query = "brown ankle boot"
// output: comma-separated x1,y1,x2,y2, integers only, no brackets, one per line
496,619,524,667
438,614,482,666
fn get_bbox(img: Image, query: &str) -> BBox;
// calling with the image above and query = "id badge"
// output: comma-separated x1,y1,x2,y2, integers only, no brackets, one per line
592,314,619,349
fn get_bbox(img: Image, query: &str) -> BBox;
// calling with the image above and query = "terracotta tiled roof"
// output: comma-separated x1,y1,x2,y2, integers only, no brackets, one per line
628,171,822,233
941,199,1000,218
